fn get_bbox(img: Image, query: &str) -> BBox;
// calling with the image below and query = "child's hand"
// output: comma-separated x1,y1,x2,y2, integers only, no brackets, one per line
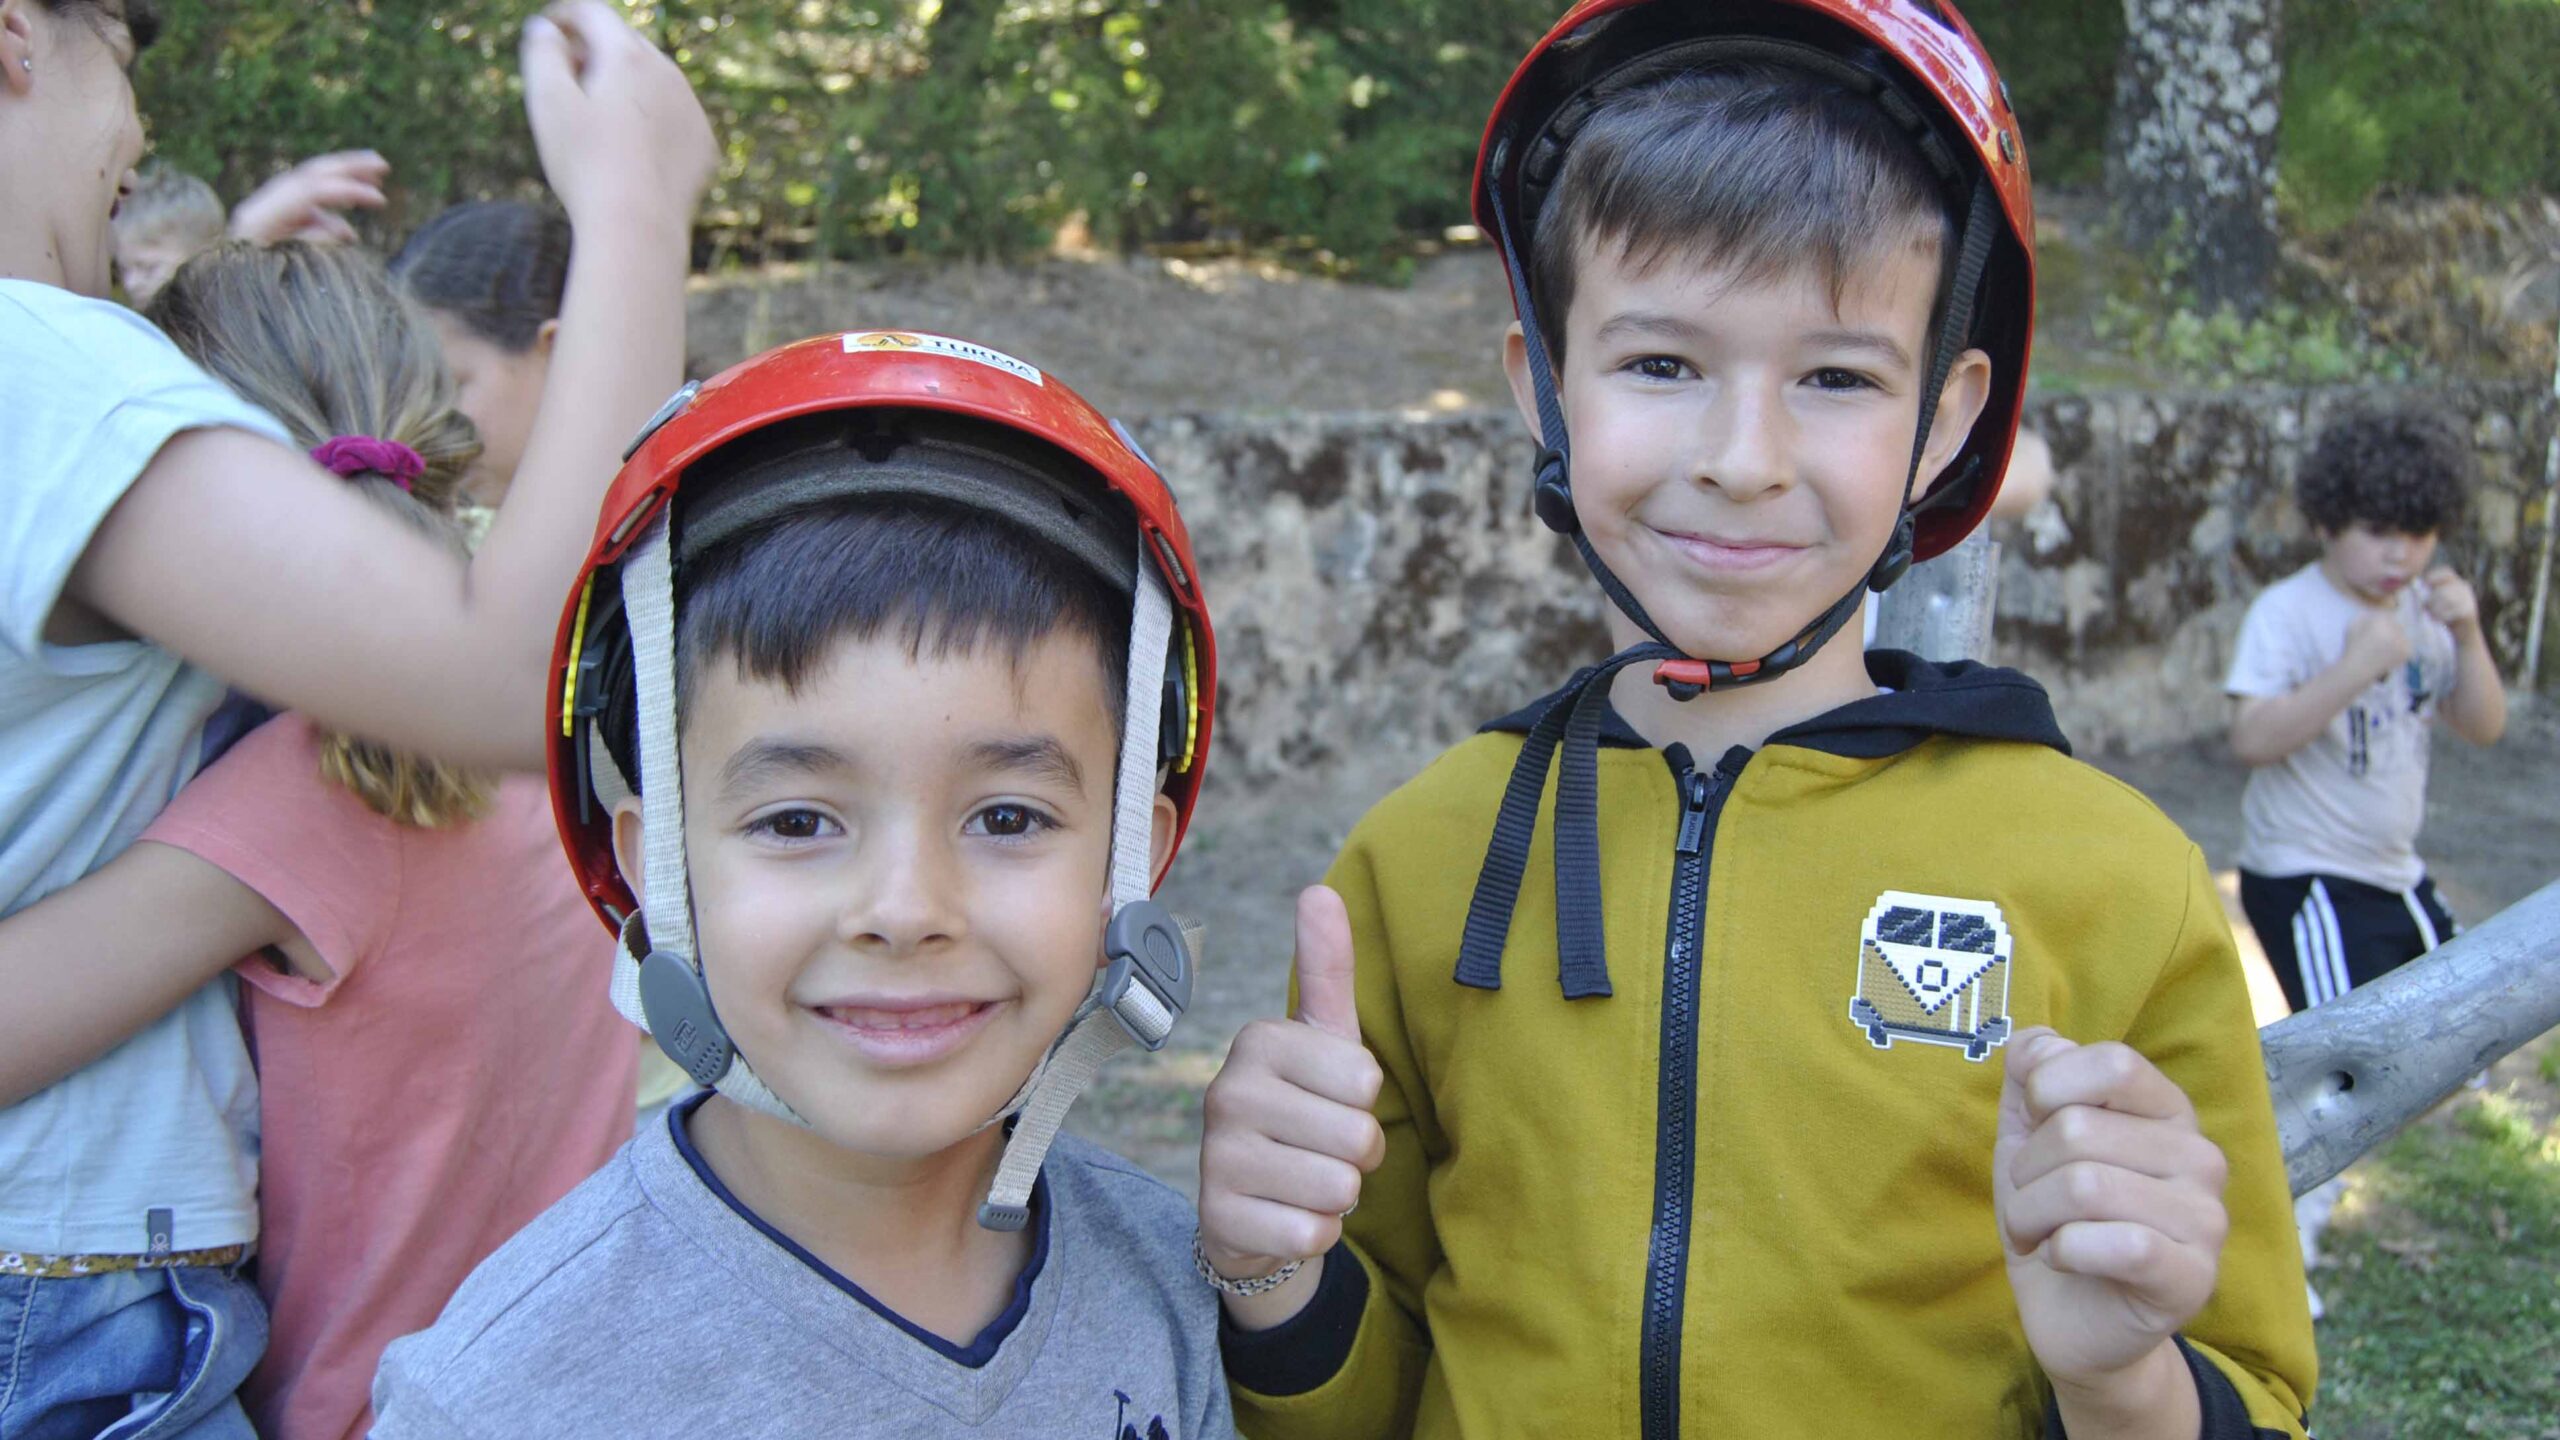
520,2,716,232
2342,606,2413,681
1994,1029,2228,1398
2422,566,2480,633
1198,886,1386,1283
228,151,389,247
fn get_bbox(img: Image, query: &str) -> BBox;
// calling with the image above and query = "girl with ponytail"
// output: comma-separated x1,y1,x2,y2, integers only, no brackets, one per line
1,241,638,1440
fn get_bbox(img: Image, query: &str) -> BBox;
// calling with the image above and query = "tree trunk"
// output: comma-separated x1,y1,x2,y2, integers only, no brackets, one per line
2105,0,2284,316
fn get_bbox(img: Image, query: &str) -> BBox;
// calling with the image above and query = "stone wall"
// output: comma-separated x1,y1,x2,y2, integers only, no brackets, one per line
1122,382,2555,797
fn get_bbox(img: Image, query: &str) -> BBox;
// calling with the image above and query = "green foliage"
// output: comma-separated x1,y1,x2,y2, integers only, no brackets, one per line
126,1,2560,270
2084,221,2413,387
135,0,1558,270
2093,293,2411,387
1958,0,2121,187
2283,0,2560,230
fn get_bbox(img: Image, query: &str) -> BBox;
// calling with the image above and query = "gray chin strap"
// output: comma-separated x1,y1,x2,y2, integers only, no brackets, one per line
600,511,1194,1226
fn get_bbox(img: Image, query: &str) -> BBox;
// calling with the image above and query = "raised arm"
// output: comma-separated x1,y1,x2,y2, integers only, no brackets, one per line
2425,567,2507,746
63,4,714,772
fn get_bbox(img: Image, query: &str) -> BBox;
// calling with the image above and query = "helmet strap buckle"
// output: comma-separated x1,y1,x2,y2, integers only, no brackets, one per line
1531,448,1578,534
1868,514,1918,594
635,941,736,1089
1099,898,1193,1051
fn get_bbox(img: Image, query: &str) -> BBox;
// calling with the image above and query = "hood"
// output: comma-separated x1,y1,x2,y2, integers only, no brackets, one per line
1484,650,2071,760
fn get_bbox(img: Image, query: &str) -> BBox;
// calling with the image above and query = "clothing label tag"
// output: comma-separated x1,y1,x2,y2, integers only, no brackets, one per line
842,330,1045,386
145,1207,174,1258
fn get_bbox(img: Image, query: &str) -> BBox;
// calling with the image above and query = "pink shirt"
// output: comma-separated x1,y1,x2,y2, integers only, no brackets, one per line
144,715,635,1440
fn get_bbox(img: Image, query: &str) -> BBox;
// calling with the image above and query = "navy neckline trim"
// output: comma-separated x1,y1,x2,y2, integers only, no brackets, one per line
668,1091,1049,1370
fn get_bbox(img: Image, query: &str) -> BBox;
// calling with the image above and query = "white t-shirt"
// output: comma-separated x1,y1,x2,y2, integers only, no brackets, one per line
0,281,287,1255
2225,562,2459,892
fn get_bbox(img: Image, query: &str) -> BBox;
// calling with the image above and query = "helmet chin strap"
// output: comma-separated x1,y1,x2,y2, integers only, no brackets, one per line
1455,166,1998,999
602,510,1193,1230
974,534,1191,1230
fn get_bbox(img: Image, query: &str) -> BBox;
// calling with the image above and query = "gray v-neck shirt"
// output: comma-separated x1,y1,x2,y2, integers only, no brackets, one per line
371,1103,1233,1438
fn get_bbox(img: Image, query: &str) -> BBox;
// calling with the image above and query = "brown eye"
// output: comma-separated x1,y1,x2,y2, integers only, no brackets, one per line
748,808,835,843
968,803,1057,842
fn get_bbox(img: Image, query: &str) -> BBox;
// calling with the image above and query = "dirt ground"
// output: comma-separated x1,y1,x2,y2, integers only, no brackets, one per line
691,247,1528,417
1075,700,2560,1191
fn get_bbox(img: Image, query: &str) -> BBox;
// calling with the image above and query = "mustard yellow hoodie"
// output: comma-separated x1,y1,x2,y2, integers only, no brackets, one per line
1224,654,2316,1439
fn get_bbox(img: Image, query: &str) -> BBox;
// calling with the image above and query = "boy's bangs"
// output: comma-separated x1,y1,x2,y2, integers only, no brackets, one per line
1531,65,1952,350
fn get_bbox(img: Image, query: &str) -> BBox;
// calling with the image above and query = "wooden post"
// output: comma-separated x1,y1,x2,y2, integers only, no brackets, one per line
1872,529,2000,662
2263,880,2560,1196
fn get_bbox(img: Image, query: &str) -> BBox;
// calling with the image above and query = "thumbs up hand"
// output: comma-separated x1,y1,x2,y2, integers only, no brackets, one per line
1199,886,1388,1319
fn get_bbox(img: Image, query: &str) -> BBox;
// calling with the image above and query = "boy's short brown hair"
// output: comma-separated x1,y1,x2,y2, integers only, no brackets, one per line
1526,62,1955,363
2296,406,2473,537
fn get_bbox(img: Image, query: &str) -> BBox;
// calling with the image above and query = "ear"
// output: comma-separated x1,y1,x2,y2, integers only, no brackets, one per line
1919,346,1995,485
1146,793,1180,890
1501,322,1551,443
610,795,648,912
2,0,37,98
532,317,561,360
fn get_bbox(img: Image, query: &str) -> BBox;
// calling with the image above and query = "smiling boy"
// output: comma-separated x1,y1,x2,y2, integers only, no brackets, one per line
1194,3,2317,1437
370,335,1234,1438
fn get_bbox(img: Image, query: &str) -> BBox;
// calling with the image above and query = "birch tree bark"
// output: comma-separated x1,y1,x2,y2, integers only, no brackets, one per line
2105,0,2284,315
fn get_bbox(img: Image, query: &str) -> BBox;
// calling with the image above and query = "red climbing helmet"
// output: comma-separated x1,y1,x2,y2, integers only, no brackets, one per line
547,330,1216,931
1475,0,2036,561
547,331,1220,1230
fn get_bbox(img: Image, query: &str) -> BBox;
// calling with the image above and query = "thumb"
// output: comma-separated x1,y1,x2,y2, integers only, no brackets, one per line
1290,885,1360,1043
519,15,577,118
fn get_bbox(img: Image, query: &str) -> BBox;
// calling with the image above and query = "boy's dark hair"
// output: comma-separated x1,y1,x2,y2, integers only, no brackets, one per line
2296,407,2473,537
41,0,158,52
1527,63,1953,363
596,461,1132,792
392,201,572,353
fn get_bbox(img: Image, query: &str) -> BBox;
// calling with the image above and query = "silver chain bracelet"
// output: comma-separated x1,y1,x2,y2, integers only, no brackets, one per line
1191,1230,1304,1297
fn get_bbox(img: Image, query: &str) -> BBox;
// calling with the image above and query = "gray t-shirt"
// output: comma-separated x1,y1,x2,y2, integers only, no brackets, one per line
372,1101,1236,1439
2226,563,2458,891
0,281,287,1254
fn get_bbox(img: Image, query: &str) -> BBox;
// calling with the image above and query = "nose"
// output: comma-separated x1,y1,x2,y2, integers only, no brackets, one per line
837,828,966,956
1690,376,1794,501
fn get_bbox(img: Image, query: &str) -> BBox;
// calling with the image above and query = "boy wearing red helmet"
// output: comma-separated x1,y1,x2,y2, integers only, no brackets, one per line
1195,4,2316,1437
371,333,1233,1438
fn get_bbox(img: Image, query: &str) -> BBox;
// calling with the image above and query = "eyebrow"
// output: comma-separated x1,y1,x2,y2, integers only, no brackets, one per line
1801,328,1914,370
717,739,854,798
967,735,1086,794
1592,312,1915,372
1592,311,1708,346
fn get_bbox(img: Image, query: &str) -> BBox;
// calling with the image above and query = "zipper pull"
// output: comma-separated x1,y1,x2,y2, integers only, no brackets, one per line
1676,771,1712,856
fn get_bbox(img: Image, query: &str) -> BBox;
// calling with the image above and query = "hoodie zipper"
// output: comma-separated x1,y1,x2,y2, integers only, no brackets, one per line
1639,744,1743,1440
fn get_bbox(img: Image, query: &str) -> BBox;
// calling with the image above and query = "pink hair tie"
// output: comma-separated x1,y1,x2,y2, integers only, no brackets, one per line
310,436,426,491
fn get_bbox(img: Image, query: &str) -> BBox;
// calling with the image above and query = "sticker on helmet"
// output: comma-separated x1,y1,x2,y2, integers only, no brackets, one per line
841,331,1045,386
1848,890,2014,1062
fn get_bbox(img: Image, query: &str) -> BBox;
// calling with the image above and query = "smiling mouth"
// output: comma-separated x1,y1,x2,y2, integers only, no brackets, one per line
1650,526,1806,573
820,1001,985,1031
808,999,1006,1068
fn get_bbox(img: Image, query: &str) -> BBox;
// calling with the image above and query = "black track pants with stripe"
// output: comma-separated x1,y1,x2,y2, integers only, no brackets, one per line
2239,869,2458,1015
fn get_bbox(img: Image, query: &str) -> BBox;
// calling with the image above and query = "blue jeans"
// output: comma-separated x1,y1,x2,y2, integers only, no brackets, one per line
0,1264,265,1440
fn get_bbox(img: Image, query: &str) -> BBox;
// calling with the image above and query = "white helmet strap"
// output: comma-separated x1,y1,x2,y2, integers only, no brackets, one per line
979,536,1188,1229
601,508,1194,1219
610,510,805,1126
